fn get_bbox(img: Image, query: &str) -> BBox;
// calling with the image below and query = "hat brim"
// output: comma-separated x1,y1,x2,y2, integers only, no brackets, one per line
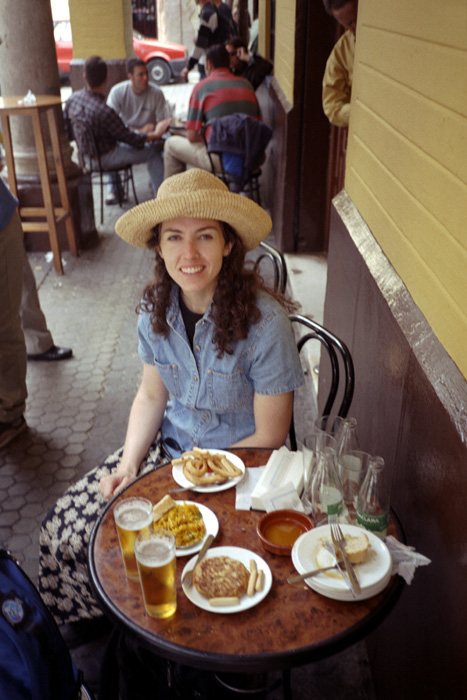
115,188,272,252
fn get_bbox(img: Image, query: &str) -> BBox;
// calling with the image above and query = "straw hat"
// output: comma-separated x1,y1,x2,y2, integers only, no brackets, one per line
115,169,272,252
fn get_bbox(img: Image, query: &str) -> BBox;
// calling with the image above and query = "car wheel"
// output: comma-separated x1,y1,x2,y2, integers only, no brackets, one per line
147,58,171,85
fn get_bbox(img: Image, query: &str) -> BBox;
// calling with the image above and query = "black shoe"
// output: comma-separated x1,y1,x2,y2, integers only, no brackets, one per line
0,415,27,448
27,345,73,362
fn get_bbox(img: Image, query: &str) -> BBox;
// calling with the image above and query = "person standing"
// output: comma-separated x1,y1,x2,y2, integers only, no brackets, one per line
164,45,260,179
63,56,168,197
0,179,72,448
180,0,233,81
106,58,172,203
322,0,358,127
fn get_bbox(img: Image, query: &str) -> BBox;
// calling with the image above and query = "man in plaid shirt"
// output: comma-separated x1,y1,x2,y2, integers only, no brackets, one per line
64,56,169,200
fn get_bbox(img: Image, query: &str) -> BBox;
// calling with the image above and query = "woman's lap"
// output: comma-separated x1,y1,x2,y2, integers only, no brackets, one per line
38,438,164,625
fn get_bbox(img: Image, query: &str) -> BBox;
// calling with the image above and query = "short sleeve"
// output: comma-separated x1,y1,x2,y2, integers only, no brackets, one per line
247,303,304,396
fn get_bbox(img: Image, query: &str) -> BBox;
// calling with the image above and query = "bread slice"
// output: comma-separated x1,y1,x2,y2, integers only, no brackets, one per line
341,532,370,563
193,556,249,599
323,531,370,564
153,494,176,522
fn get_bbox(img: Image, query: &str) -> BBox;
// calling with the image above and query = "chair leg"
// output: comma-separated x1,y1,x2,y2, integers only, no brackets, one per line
99,173,104,225
130,169,138,204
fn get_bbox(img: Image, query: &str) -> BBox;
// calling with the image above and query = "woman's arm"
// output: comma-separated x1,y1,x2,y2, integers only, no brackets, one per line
99,363,169,499
231,391,293,449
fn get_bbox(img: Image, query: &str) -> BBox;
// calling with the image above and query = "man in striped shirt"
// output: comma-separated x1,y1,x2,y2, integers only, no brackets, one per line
164,45,260,179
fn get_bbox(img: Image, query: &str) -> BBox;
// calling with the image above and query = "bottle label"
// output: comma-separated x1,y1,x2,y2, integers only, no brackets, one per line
322,486,343,517
356,509,388,538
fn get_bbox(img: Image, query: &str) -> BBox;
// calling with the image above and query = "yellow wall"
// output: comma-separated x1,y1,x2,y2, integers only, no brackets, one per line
69,0,132,60
273,0,296,105
346,0,467,377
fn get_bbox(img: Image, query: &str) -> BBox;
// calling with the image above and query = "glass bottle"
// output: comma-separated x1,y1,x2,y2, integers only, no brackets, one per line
356,456,390,538
335,417,360,458
310,445,343,526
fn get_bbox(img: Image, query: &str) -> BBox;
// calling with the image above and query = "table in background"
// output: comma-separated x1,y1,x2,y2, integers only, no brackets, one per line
0,95,78,274
89,448,404,678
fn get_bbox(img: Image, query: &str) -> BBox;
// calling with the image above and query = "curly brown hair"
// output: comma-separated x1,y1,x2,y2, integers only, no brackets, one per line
137,222,293,357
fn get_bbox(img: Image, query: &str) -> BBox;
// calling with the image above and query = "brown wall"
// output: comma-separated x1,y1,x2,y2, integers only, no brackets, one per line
323,192,467,699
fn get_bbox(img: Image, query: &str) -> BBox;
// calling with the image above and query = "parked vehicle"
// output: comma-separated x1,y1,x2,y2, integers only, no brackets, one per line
53,20,187,85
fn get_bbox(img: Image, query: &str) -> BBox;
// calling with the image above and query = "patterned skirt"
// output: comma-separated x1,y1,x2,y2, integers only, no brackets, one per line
38,437,167,626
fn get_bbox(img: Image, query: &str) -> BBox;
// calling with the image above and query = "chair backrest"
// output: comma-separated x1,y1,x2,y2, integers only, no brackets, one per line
70,118,100,172
203,113,272,190
288,314,355,451
254,241,288,294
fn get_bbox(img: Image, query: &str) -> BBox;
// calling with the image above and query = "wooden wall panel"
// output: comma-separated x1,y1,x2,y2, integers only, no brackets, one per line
346,0,467,377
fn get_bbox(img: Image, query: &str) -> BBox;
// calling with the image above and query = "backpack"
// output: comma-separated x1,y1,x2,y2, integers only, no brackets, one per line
0,549,83,700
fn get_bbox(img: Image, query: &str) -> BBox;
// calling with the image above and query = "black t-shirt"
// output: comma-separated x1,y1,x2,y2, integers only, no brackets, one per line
179,294,204,349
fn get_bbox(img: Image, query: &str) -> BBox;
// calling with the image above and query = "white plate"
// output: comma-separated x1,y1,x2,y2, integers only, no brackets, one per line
181,546,272,614
172,449,245,493
291,524,392,602
166,501,219,558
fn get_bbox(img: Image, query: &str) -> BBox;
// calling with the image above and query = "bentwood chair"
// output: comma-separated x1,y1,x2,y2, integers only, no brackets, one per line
71,118,139,224
254,241,288,294
288,314,355,451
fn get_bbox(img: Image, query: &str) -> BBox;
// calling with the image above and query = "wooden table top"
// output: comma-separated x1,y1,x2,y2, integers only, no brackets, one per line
88,448,404,673
0,94,63,112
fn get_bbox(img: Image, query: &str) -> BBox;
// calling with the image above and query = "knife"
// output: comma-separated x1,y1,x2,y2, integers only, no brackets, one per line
182,533,215,587
323,542,358,597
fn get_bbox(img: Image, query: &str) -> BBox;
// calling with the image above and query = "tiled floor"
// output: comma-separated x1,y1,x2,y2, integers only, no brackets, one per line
0,85,374,698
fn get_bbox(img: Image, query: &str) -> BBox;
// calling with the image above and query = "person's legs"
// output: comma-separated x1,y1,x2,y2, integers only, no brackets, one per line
163,136,220,179
100,142,164,196
21,251,54,355
0,211,27,429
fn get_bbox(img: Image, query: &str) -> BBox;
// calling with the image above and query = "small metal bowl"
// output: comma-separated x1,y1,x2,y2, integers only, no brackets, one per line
256,509,314,556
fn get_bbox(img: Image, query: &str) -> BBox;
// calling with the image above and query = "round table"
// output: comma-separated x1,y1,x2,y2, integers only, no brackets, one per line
88,448,404,676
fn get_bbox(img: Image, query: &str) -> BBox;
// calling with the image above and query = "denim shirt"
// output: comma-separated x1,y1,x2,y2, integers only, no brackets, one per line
138,286,304,455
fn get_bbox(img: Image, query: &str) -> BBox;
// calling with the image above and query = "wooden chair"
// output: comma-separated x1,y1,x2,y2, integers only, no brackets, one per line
288,314,355,451
71,118,138,224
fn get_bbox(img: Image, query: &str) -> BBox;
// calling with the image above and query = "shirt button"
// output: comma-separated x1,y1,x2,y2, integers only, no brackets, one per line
207,369,212,375
193,375,198,382
195,345,200,352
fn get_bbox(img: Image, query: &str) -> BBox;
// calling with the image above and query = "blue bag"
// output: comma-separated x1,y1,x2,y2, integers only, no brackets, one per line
0,549,81,700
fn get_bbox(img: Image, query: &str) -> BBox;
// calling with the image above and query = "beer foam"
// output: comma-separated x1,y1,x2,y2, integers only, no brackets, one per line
117,505,152,530
136,539,173,567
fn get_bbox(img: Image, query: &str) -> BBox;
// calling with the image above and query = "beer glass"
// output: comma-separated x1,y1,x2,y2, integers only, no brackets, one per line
134,529,177,619
114,497,153,581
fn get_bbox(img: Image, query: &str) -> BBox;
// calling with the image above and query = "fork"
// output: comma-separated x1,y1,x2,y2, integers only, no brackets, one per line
181,533,215,588
330,522,361,595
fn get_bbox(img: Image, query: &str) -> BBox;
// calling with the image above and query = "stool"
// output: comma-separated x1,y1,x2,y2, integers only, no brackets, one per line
0,94,79,274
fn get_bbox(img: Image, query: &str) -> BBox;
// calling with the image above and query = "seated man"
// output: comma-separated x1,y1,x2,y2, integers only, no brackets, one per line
225,36,273,90
106,58,172,202
164,44,261,179
63,56,168,198
322,0,358,127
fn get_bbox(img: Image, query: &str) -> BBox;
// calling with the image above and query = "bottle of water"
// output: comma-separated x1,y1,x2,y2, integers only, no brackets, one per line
311,446,343,526
356,456,390,538
336,417,360,458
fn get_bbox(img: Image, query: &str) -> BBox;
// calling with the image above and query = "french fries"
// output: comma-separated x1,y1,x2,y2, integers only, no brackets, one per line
173,448,243,486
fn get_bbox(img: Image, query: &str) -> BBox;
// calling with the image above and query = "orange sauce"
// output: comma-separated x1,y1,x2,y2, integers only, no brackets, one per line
263,521,304,547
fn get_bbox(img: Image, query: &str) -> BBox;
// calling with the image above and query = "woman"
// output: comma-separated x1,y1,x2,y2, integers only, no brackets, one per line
39,169,303,625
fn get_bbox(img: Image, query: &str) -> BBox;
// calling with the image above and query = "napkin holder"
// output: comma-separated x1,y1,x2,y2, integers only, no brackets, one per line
250,447,304,511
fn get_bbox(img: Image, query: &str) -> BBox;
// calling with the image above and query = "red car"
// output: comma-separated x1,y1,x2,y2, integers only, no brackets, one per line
54,20,187,85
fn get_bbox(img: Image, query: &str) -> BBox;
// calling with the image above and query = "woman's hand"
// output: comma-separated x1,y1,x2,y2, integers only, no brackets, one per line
99,470,135,501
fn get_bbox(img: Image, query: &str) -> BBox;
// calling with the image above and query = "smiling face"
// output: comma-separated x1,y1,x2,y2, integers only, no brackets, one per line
129,64,149,94
158,217,233,313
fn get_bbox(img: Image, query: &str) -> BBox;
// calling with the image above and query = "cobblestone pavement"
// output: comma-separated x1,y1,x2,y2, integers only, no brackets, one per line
0,86,374,697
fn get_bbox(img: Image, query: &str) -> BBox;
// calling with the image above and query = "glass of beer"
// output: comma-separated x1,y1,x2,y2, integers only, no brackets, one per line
113,497,153,581
134,529,177,619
